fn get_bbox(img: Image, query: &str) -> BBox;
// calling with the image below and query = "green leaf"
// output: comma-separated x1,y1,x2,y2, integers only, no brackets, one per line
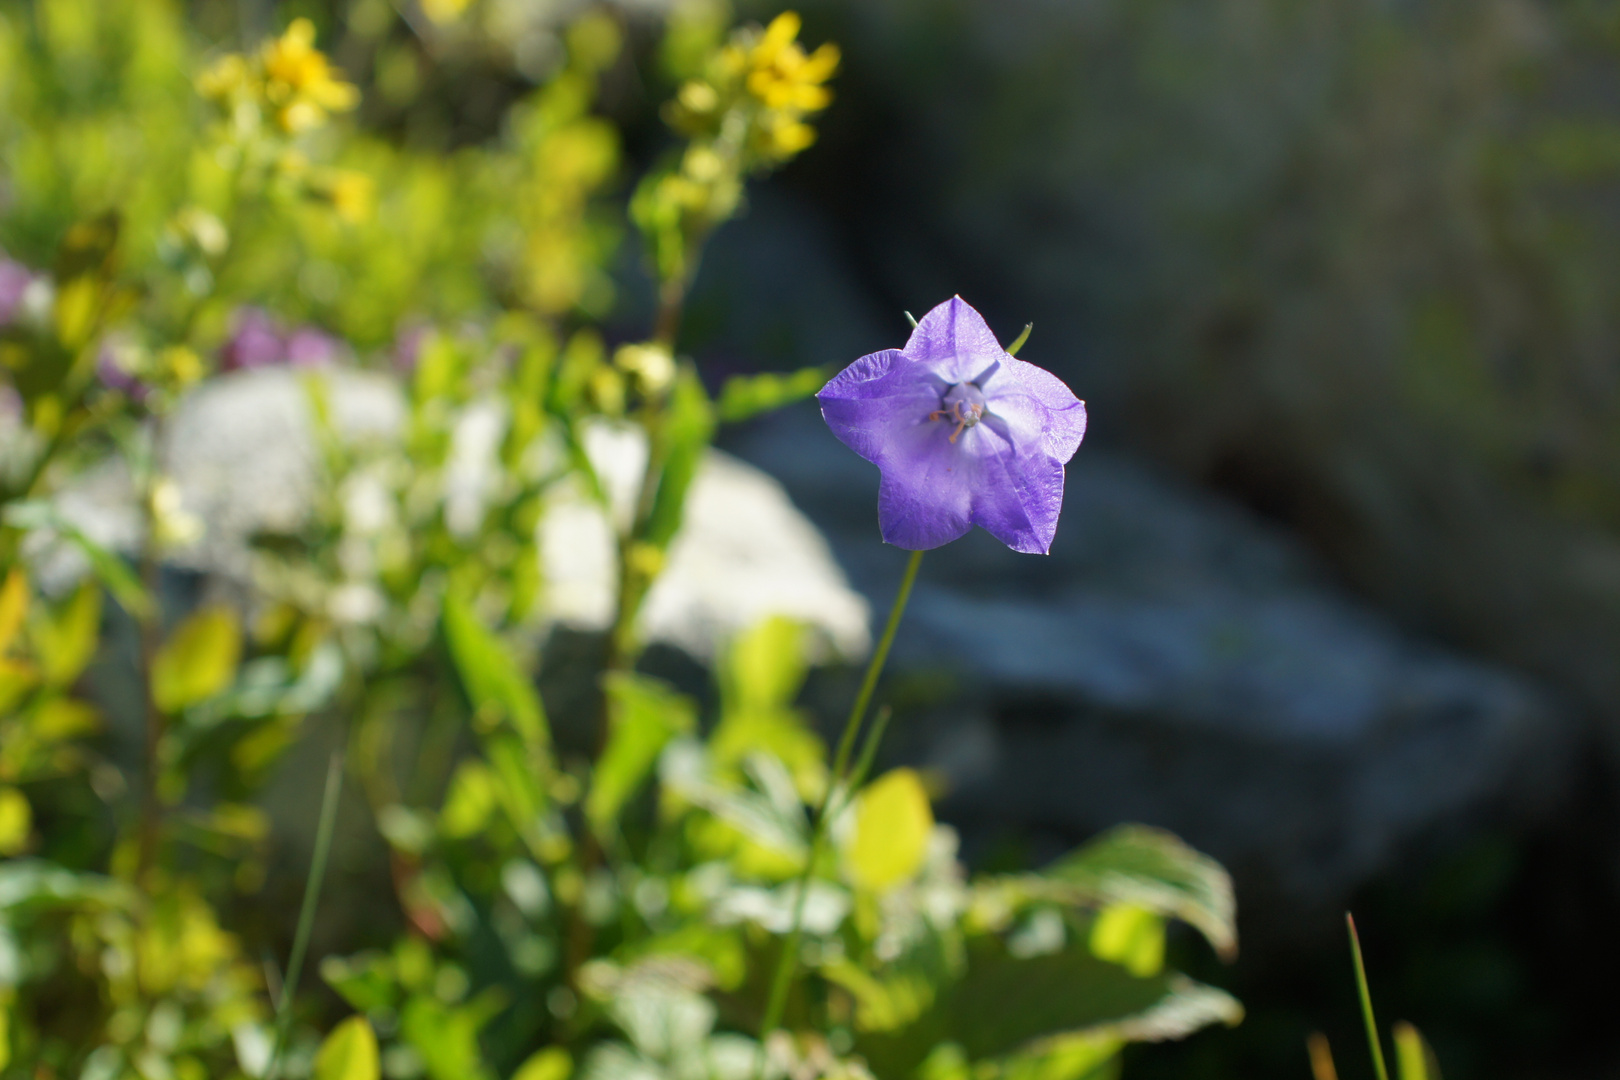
0,569,28,656
440,760,501,839
991,1033,1119,1080
35,581,101,687
1393,1022,1442,1080
322,951,401,1014
442,590,551,757
720,617,808,714
0,788,31,856
847,768,934,893
513,1047,572,1080
716,366,828,423
1088,904,1164,978
1037,826,1237,960
313,1016,380,1080
857,936,1240,1079
0,996,10,1073
642,364,716,550
587,673,696,836
151,606,241,713
401,993,504,1080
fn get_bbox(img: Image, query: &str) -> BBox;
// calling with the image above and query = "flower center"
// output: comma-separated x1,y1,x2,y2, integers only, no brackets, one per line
929,382,987,444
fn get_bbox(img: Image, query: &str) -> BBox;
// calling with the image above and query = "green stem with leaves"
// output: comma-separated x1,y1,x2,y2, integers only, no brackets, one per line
757,548,924,1054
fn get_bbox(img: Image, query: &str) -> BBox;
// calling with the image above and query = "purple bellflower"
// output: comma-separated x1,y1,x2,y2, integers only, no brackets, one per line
818,296,1086,555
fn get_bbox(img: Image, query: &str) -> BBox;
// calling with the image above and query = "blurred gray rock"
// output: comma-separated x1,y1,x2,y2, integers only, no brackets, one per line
38,367,869,660
724,403,1570,913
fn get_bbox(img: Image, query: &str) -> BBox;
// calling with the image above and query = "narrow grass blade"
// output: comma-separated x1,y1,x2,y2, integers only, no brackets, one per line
266,749,345,1080
1347,913,1391,1080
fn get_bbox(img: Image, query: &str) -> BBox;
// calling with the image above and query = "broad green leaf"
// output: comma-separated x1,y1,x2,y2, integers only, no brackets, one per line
0,569,28,655
856,936,1241,1079
513,1047,572,1080
0,996,9,1072
1394,1021,1441,1080
716,366,828,423
847,768,933,893
442,590,551,757
992,1033,1120,1080
35,581,101,687
31,697,99,740
1089,904,1164,978
720,617,807,714
642,364,716,550
151,607,241,713
401,992,504,1080
313,1016,380,1080
0,788,31,856
440,760,501,839
587,674,695,835
1038,826,1236,960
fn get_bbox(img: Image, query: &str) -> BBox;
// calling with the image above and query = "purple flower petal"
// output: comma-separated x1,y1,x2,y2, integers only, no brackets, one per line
984,357,1088,463
220,307,285,371
818,296,1086,554
901,295,1006,383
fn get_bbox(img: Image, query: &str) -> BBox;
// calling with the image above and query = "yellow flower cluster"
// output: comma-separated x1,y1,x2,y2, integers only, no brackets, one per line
198,18,359,135
669,11,839,169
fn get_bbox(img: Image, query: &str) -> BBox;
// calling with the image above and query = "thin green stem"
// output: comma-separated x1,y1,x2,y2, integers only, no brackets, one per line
265,749,345,1080
756,549,924,1059
1347,913,1390,1080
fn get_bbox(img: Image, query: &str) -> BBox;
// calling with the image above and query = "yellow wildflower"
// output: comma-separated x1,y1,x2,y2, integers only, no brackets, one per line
260,18,360,133
321,169,376,224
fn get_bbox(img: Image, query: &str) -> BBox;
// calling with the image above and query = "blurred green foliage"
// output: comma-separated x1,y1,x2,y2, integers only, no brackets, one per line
0,2,1242,1079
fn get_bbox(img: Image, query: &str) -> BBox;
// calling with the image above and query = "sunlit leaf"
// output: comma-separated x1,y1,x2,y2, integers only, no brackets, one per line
0,569,28,655
400,992,504,1080
151,606,241,713
513,1047,572,1080
35,581,101,687
847,768,933,893
716,366,828,423
1037,826,1236,960
440,760,500,839
313,1016,380,1080
719,616,807,715
587,673,696,836
1089,904,1164,978
0,788,31,856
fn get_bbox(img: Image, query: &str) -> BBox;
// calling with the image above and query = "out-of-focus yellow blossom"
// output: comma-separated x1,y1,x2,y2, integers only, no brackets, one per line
319,169,376,224
261,19,360,133
634,11,836,289
744,12,837,113
667,10,837,171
